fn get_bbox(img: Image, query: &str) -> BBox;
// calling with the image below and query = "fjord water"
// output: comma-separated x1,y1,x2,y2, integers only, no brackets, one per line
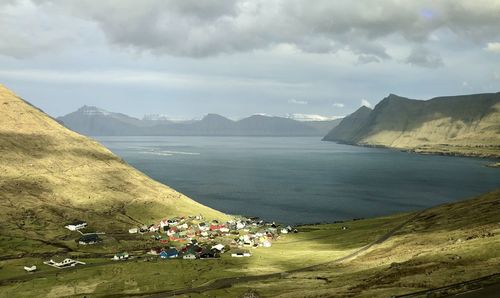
96,136,500,225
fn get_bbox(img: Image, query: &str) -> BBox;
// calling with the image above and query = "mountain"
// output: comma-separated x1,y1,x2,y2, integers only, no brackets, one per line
58,108,340,136
0,84,226,255
302,119,342,136
323,93,500,157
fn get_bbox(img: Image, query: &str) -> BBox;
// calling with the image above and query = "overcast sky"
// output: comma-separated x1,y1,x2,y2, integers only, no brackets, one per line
1,0,499,120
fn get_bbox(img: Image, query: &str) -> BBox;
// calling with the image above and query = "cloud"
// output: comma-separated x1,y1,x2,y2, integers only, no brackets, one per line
484,42,500,53
0,69,310,89
405,46,444,68
361,98,372,108
332,102,345,108
2,0,500,61
288,98,308,105
286,113,343,121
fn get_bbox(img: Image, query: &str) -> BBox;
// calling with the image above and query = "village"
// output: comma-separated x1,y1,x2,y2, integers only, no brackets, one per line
24,216,298,272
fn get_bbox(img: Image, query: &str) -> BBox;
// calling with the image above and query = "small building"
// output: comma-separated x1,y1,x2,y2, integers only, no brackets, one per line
113,252,129,261
128,228,138,234
160,248,178,259
78,234,101,245
182,253,197,260
148,248,162,255
231,249,251,257
148,225,159,233
199,249,219,259
24,265,37,272
44,257,85,269
341,226,349,230
65,220,87,231
211,244,225,253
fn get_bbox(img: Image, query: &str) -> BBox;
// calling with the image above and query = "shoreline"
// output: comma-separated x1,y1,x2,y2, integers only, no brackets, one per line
323,139,500,160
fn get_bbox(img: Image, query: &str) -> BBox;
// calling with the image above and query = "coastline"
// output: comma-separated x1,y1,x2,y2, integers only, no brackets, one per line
323,139,500,161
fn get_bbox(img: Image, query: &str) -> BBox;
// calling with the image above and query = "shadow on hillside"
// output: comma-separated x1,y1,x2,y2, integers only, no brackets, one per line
0,132,57,158
70,147,121,162
0,177,52,199
0,132,121,162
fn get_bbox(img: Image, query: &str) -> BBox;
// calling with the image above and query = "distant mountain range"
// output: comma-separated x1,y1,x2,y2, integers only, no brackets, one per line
58,106,341,136
323,92,500,158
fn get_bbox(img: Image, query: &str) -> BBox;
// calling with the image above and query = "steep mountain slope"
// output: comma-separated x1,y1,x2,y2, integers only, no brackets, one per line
0,84,226,255
324,93,500,157
323,106,372,143
58,108,334,136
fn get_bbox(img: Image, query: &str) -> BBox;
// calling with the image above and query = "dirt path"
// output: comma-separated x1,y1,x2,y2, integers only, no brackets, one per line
124,211,425,298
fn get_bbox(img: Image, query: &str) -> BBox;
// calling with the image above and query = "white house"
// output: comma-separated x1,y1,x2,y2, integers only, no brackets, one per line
211,244,225,253
231,250,251,257
44,257,85,269
281,228,289,234
182,253,197,260
159,219,169,229
128,228,138,234
236,221,246,230
64,221,87,231
23,265,37,272
113,252,129,261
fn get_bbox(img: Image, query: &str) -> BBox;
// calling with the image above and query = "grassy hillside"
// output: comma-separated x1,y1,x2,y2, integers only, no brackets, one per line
0,84,227,257
0,187,498,297
324,93,500,158
200,190,500,297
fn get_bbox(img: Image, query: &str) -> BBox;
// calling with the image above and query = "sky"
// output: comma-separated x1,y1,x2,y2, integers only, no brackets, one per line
0,0,500,120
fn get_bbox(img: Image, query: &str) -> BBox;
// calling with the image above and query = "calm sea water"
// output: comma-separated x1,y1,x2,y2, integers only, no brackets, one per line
95,136,500,225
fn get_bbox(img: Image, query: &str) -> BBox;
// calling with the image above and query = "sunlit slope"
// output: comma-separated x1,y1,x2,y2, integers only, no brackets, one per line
324,93,500,157
0,84,226,249
204,190,500,297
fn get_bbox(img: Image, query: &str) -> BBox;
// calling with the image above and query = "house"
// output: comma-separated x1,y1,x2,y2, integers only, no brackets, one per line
148,224,159,233
211,244,225,253
44,257,86,269
128,228,138,234
198,249,219,259
160,248,178,259
231,249,251,257
236,221,246,230
78,234,100,245
198,222,209,231
281,228,289,234
148,248,162,255
113,252,129,261
159,219,169,229
23,265,37,272
341,226,349,230
182,253,197,260
64,220,87,231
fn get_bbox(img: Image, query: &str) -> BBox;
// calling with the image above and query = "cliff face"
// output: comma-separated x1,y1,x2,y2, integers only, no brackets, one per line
323,93,500,157
0,84,226,249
